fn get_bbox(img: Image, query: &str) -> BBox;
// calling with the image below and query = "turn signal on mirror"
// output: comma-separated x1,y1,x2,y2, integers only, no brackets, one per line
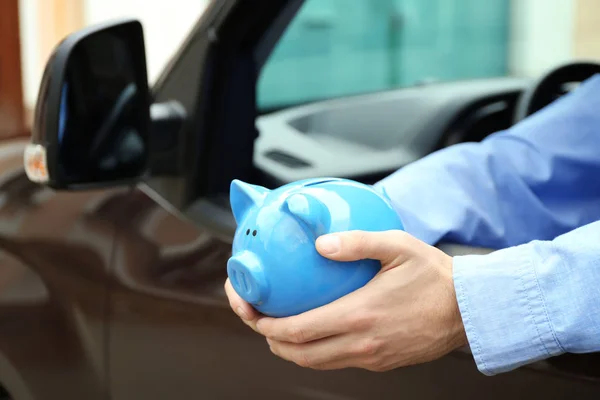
24,144,49,184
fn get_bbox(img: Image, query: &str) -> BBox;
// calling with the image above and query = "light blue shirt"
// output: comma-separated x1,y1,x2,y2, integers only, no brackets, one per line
374,74,600,376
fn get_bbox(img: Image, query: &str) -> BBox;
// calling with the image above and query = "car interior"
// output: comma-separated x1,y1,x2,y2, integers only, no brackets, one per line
253,60,600,186
253,77,527,187
248,1,597,188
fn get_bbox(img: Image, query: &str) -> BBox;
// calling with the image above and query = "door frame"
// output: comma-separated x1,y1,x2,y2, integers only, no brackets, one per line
145,0,305,209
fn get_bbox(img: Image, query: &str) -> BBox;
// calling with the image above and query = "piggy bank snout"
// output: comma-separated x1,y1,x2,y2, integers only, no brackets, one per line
227,251,268,305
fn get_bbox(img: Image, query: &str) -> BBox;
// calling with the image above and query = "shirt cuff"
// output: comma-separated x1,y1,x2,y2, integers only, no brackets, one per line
452,243,565,376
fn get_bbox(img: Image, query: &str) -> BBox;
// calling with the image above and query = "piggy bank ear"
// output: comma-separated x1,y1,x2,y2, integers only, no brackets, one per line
230,180,269,224
283,193,331,238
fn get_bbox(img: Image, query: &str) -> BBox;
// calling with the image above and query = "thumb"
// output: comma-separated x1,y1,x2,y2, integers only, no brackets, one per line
315,230,412,265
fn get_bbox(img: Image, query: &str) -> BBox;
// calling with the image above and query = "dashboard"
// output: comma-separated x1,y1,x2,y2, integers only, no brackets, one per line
254,76,531,187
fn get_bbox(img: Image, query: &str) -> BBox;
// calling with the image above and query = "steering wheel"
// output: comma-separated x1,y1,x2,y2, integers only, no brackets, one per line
513,61,600,124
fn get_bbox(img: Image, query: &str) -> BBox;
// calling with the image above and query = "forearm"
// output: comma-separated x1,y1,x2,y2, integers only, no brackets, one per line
453,220,600,375
375,74,600,249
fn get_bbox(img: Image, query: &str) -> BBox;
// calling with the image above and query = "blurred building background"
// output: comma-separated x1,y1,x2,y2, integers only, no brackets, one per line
1,0,600,138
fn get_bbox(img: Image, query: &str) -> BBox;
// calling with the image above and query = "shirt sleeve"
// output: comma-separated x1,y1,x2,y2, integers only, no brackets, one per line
373,74,600,250
454,221,600,375
373,75,600,375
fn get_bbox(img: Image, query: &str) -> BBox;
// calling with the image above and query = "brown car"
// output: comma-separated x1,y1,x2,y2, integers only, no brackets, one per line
2,1,600,399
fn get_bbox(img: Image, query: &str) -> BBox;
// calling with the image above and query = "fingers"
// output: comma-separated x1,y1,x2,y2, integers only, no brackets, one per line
316,229,415,266
224,278,261,332
266,334,378,370
267,337,353,369
255,293,362,343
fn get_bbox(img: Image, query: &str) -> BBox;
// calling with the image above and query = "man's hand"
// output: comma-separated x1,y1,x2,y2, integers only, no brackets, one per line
224,230,467,372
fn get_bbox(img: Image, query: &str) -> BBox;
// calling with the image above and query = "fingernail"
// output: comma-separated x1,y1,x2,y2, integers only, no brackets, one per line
266,338,273,346
236,307,249,321
317,235,341,255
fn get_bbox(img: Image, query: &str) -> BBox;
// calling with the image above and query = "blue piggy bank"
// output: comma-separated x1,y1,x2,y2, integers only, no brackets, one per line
227,177,404,317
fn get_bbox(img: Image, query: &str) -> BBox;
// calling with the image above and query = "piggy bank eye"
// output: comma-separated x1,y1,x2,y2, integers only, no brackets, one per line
246,229,250,235
252,230,257,237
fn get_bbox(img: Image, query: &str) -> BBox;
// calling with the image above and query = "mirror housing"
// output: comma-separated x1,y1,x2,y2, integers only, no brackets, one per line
25,19,151,190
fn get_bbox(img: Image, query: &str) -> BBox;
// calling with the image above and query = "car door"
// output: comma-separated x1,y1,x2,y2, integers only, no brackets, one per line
106,189,600,398
104,0,600,399
0,142,129,400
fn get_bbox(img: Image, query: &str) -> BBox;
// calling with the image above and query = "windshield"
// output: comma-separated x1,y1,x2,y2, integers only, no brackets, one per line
257,0,585,111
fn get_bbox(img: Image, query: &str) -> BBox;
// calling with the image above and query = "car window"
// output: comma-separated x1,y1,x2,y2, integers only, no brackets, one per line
256,0,587,111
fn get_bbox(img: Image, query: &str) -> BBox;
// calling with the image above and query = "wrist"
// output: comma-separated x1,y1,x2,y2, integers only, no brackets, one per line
445,255,468,349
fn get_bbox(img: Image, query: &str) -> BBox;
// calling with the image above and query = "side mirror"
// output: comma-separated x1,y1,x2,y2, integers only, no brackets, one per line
25,19,152,189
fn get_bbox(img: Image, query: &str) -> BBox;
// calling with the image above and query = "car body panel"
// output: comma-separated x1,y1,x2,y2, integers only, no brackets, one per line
0,139,126,399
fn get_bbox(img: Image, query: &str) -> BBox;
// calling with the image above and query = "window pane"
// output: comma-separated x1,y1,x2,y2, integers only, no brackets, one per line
257,0,510,110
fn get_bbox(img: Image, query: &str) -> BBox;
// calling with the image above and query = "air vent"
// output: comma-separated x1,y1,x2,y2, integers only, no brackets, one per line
264,149,312,169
